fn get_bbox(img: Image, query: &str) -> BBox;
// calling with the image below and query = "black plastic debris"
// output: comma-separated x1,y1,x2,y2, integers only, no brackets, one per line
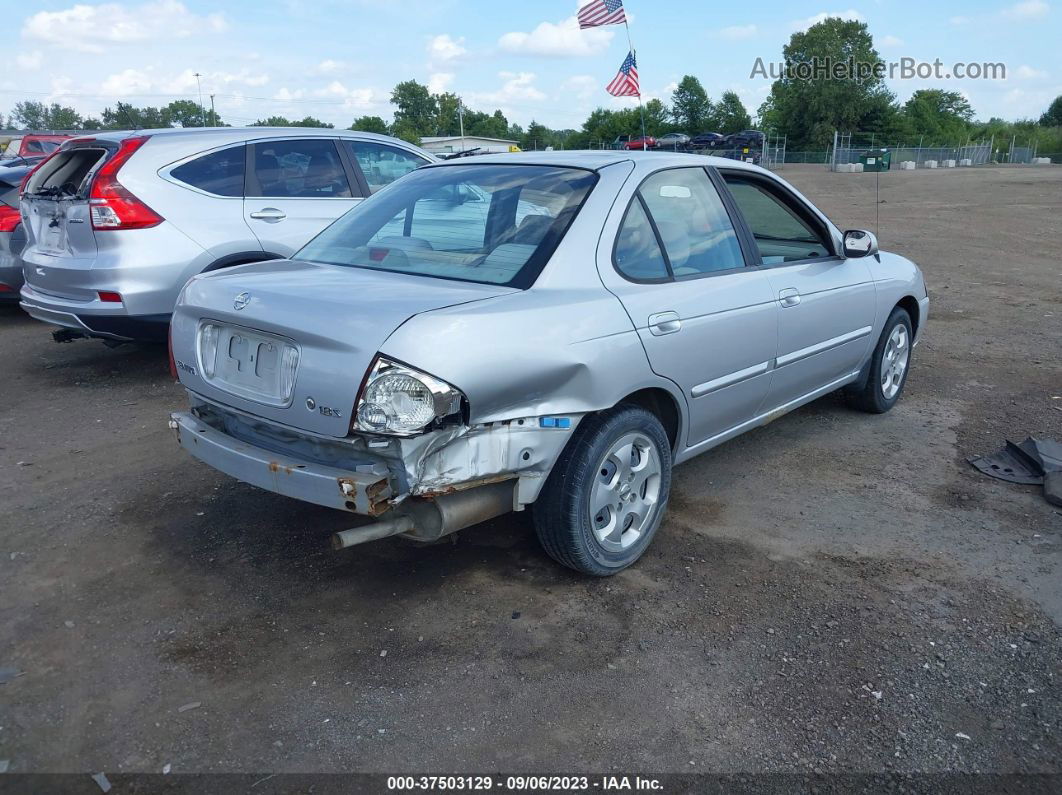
969,437,1062,506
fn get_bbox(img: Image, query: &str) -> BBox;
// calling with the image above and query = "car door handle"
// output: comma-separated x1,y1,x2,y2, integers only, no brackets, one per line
249,208,286,222
648,311,682,336
778,288,801,307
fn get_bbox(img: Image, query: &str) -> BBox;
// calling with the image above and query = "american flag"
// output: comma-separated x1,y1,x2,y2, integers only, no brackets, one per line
578,0,627,29
606,51,639,97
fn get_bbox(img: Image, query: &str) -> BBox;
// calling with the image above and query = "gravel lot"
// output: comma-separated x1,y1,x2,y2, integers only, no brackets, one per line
1,165,1059,780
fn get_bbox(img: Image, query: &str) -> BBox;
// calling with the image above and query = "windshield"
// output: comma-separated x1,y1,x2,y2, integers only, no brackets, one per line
295,164,598,288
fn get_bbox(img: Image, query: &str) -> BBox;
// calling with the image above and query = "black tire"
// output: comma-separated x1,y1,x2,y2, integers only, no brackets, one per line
533,405,672,576
846,306,913,413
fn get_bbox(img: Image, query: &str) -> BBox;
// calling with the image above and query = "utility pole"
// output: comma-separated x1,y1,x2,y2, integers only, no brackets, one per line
209,94,216,127
193,72,205,127
457,100,465,152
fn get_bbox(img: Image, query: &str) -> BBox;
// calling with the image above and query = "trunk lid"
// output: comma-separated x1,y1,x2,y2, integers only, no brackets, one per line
172,259,517,437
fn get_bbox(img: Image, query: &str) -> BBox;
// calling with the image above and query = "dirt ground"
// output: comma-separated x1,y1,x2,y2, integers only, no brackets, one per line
0,165,1059,781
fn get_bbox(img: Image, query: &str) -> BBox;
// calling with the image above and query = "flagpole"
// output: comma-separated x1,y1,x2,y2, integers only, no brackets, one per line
623,17,647,150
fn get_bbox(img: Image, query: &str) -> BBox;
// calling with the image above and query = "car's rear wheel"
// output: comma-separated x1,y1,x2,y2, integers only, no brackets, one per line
533,405,671,576
846,306,913,413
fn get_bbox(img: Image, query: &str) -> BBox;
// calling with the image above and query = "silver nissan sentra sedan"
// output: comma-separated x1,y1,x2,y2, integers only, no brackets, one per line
169,151,929,575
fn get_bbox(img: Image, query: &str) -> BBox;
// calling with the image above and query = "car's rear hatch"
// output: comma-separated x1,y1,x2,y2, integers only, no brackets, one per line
19,138,118,300
172,259,517,437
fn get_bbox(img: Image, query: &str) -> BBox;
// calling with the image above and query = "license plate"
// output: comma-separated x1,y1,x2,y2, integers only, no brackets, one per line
207,324,298,405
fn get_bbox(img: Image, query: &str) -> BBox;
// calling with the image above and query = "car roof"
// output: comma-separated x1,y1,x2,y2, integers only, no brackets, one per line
422,150,765,174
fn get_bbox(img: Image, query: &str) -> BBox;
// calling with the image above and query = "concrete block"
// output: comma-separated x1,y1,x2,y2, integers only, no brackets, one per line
925,160,937,168
944,159,956,168
1033,157,1051,164
959,158,973,166
853,163,864,172
900,161,916,170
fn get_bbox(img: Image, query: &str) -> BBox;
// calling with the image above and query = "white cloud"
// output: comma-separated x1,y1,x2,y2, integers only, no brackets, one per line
880,34,904,47
790,9,865,32
313,81,378,111
468,72,547,110
16,51,43,70
1003,1,1050,19
498,17,614,57
560,75,597,101
714,24,758,40
428,73,455,94
101,68,154,96
427,34,467,63
314,59,346,75
273,87,305,101
1014,64,1048,79
22,1,227,54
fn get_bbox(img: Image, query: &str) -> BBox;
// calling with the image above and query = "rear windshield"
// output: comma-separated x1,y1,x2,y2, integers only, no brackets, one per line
295,164,597,289
24,148,108,198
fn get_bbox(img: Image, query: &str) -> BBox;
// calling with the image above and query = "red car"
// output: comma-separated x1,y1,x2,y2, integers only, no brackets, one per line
1,133,73,160
622,136,657,150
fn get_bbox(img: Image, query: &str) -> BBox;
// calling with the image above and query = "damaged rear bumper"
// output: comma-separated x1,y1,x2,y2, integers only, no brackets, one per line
169,395,582,521
170,412,393,516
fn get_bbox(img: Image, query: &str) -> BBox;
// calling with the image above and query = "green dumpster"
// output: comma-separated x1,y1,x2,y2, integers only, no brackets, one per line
859,149,891,172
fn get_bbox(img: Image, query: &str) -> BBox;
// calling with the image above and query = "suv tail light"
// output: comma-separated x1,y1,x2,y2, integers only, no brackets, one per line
89,136,163,231
0,205,20,233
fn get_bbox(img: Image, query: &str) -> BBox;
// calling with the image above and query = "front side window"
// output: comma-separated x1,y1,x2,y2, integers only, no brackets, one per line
722,176,831,263
296,164,597,288
345,141,426,193
171,145,245,197
251,139,351,198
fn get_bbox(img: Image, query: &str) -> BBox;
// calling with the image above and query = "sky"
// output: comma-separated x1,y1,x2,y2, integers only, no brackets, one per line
1,0,1058,130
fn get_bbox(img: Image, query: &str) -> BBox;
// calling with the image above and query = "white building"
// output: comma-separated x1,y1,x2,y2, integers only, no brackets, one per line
419,136,520,155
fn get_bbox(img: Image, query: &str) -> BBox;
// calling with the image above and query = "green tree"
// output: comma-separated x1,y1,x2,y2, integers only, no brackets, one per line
522,120,552,150
164,99,207,127
715,91,751,134
390,80,438,138
759,18,896,149
902,89,974,143
643,98,671,137
1039,94,1062,126
99,103,167,130
11,101,83,130
670,76,713,133
250,116,293,126
350,115,389,134
434,92,461,136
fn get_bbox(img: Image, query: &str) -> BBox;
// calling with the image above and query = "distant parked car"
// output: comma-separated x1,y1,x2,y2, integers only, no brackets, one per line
658,133,690,149
0,163,33,302
622,136,658,150
690,132,725,149
168,151,929,575
1,133,73,160
724,130,766,149
18,128,434,342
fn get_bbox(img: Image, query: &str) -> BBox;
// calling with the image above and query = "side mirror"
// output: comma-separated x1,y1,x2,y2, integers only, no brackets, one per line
842,229,878,258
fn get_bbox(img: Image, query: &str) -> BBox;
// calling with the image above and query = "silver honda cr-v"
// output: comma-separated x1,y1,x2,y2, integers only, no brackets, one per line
18,128,433,341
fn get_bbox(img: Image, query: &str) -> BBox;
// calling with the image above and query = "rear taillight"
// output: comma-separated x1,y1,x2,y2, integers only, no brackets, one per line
168,323,178,380
0,284,14,293
97,290,123,303
0,205,20,233
89,136,163,231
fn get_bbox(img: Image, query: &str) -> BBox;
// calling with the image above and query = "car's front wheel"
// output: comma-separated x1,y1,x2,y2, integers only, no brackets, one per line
847,306,913,413
533,406,672,576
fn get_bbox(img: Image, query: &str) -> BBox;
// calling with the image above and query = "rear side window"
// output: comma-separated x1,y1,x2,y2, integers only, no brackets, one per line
613,167,745,281
171,145,245,197
250,139,351,198
345,141,426,193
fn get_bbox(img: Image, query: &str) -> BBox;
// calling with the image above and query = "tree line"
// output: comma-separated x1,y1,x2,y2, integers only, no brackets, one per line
5,17,1061,155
